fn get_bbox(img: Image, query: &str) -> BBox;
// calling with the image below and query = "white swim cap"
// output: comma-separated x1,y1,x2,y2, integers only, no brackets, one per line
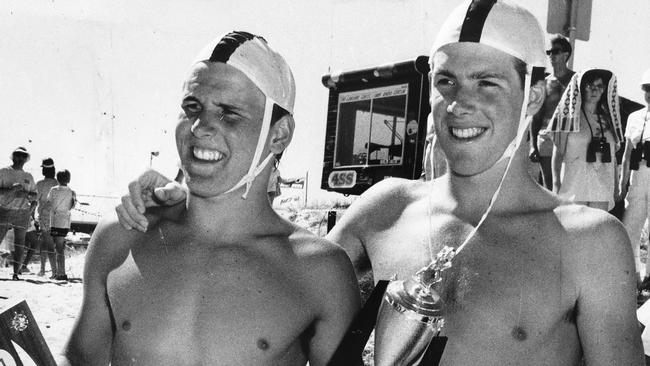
641,68,650,86
431,0,546,69
192,31,295,199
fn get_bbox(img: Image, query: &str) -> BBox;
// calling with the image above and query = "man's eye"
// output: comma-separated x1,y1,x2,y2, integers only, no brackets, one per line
477,80,498,87
182,103,202,114
434,78,455,87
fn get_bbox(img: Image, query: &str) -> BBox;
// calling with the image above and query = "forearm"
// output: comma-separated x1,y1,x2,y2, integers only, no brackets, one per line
551,145,563,193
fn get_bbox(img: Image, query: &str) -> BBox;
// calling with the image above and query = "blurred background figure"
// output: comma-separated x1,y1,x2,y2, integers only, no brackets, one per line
47,169,76,281
548,69,624,211
0,147,37,280
267,154,301,205
529,34,575,189
34,157,58,276
620,69,650,286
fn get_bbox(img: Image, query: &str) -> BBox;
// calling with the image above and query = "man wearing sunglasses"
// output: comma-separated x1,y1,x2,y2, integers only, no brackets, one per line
529,34,575,190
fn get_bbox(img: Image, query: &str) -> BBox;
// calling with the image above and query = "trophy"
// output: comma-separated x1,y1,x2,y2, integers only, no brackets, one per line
374,246,455,366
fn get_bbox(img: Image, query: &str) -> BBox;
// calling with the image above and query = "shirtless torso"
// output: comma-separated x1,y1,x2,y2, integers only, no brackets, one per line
66,208,359,366
329,173,642,365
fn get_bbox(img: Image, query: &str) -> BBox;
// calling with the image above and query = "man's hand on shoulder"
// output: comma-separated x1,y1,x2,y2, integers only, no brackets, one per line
115,169,186,232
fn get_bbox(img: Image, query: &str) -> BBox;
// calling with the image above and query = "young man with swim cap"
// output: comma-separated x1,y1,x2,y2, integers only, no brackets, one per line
64,31,359,366
333,1,642,364
115,2,643,364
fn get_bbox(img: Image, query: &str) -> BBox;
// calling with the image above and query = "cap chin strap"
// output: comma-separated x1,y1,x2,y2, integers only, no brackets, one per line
453,67,533,256
222,97,276,199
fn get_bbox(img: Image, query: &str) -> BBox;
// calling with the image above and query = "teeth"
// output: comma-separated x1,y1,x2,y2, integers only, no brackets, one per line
451,127,485,139
193,147,224,161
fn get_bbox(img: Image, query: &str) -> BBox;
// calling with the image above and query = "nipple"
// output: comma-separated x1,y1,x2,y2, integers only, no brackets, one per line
511,326,527,341
256,338,269,350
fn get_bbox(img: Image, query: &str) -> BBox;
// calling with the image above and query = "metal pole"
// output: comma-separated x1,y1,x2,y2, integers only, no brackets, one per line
567,0,579,69
304,171,309,208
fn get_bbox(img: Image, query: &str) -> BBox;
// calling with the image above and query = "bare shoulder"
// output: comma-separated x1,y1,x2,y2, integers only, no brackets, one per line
334,178,425,230
288,227,355,272
85,215,141,282
553,203,632,273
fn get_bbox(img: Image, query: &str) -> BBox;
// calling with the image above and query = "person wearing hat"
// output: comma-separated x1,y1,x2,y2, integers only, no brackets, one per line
620,69,650,288
529,34,575,189
64,31,359,366
548,68,624,212
30,157,58,277
113,3,642,364
0,147,37,280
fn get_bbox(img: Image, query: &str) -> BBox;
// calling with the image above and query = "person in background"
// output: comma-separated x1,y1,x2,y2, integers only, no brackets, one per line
19,206,40,274
0,147,37,280
34,157,58,277
529,34,575,189
548,69,624,211
47,169,76,281
267,153,301,205
620,68,650,287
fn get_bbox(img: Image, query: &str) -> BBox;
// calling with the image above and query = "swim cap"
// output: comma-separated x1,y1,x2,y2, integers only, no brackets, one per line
641,68,650,86
192,31,295,199
431,0,546,69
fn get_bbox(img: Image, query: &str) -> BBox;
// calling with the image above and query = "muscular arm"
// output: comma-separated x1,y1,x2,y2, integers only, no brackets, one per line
306,243,361,366
571,212,644,365
63,219,132,365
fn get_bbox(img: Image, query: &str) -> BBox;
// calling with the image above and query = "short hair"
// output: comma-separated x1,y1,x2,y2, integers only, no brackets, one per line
271,104,289,126
550,34,572,59
56,169,71,185
42,167,55,179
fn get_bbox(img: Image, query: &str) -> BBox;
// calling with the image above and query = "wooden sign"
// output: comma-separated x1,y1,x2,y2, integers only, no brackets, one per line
0,300,56,366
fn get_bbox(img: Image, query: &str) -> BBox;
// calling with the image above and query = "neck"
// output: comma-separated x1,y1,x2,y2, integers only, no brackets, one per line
11,163,23,170
441,149,539,222
553,64,571,79
182,180,282,241
583,101,597,114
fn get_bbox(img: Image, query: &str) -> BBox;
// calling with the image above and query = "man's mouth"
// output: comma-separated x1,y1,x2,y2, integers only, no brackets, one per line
192,147,224,162
450,127,486,140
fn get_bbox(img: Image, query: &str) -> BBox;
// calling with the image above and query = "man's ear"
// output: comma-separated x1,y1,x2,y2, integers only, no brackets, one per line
526,79,546,117
269,115,295,154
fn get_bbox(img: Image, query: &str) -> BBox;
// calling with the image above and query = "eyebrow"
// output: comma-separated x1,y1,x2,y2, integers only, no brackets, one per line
433,69,508,80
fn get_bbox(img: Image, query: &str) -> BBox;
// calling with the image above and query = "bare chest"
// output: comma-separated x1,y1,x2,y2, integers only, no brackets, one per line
364,210,580,360
107,238,315,366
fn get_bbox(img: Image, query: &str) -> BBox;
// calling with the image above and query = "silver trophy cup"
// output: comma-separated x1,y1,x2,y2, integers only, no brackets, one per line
374,246,454,366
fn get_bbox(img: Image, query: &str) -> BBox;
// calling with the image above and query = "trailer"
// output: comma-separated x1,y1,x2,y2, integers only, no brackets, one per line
321,56,431,196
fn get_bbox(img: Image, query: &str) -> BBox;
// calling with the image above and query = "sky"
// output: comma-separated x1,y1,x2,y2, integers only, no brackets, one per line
1,0,649,208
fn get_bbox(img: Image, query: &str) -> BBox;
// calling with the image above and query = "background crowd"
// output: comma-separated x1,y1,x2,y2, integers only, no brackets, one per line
0,149,76,281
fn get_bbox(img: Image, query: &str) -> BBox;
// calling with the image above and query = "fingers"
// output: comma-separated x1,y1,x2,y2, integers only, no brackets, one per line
128,181,146,214
119,195,148,232
153,182,187,206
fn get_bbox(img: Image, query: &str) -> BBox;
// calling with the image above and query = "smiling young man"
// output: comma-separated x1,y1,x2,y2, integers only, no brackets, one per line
63,32,359,366
330,1,642,364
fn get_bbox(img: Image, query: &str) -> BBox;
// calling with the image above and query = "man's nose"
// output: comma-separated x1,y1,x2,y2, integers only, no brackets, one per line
190,115,219,138
446,88,475,116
